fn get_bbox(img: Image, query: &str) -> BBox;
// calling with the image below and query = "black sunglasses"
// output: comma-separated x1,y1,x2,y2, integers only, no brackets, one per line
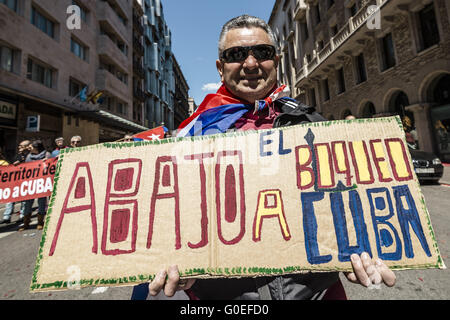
220,44,276,63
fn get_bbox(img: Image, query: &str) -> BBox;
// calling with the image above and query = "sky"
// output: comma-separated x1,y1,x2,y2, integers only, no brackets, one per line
161,0,277,106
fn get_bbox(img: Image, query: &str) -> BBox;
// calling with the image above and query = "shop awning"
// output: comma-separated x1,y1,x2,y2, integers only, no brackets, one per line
80,109,148,133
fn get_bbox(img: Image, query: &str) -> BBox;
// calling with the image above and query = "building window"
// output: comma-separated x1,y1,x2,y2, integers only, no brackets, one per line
380,33,396,71
355,53,367,84
31,6,55,38
103,96,114,111
70,37,88,61
308,88,317,107
72,0,88,23
27,58,54,88
330,24,338,37
306,54,311,63
327,0,335,10
317,40,324,51
417,3,440,51
0,0,17,12
361,102,376,118
300,22,309,41
312,5,321,26
117,101,127,115
336,67,346,94
69,78,85,97
349,4,357,17
0,45,14,72
116,70,128,85
321,78,330,102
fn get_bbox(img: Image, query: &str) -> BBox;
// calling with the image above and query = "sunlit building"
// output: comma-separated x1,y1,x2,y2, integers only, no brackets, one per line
269,0,450,161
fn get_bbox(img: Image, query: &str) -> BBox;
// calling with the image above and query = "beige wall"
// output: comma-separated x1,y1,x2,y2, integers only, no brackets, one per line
62,115,99,147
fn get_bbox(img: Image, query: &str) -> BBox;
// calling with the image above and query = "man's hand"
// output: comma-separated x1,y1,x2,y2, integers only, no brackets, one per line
345,252,396,288
148,265,196,297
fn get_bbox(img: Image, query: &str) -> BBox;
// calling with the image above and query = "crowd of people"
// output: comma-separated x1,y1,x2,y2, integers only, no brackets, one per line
0,135,84,231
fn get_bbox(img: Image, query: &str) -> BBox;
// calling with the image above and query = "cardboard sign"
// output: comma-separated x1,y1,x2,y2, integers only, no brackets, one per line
0,158,57,203
30,117,445,292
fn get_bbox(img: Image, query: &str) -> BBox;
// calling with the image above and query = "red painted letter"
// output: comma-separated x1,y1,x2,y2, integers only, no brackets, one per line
102,159,142,255
147,156,181,250
215,151,245,245
49,163,97,256
184,153,214,249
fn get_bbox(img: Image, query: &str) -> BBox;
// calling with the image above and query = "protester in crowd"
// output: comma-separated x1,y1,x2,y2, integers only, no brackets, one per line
132,14,396,301
70,135,82,148
19,140,51,231
345,114,356,120
13,139,31,165
123,133,134,142
51,137,67,157
0,140,30,224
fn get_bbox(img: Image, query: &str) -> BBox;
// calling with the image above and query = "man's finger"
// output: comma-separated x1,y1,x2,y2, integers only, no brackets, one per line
164,265,180,297
360,252,382,285
350,253,371,287
149,269,167,296
375,258,396,287
344,271,358,284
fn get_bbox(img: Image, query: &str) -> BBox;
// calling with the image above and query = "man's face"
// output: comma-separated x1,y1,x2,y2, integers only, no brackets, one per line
56,139,64,147
71,138,81,147
18,141,30,153
216,27,279,104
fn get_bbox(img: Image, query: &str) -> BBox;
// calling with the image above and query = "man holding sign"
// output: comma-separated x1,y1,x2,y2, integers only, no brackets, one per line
142,15,396,300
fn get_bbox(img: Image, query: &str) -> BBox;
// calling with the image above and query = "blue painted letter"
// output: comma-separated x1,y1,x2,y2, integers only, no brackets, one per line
259,131,273,157
367,188,402,260
393,185,431,258
301,192,333,264
330,190,372,262
278,130,292,155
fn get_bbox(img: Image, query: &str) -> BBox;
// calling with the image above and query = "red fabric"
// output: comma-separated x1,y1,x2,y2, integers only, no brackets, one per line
178,85,243,130
184,289,199,300
322,279,348,300
177,84,280,131
133,126,165,140
234,104,282,131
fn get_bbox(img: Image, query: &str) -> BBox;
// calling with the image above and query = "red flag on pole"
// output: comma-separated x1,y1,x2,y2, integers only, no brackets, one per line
133,126,165,141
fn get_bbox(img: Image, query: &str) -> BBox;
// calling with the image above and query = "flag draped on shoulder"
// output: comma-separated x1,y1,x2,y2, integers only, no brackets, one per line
176,84,290,137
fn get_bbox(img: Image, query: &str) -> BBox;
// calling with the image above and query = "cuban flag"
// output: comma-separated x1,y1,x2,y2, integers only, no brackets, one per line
177,84,290,137
133,126,167,141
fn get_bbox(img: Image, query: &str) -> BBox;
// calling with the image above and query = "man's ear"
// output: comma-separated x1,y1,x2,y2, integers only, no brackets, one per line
216,59,224,80
274,54,280,69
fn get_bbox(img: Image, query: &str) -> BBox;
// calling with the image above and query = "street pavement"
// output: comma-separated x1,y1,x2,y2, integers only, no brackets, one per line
1,167,449,300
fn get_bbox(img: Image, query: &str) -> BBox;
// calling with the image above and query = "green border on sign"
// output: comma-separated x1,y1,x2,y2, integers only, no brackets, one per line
30,116,445,292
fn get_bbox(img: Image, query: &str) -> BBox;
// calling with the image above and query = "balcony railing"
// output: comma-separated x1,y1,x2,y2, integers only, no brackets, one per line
297,0,389,85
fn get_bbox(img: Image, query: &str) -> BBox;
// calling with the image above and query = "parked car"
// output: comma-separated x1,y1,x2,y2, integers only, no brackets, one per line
409,148,443,184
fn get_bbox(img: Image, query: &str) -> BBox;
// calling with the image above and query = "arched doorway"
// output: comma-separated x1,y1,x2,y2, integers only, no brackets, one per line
430,74,450,161
388,91,418,149
360,102,376,118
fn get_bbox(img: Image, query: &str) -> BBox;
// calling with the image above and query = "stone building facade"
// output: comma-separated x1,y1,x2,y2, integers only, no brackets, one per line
141,0,176,130
269,0,450,161
0,0,149,160
132,0,146,128
172,54,190,129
